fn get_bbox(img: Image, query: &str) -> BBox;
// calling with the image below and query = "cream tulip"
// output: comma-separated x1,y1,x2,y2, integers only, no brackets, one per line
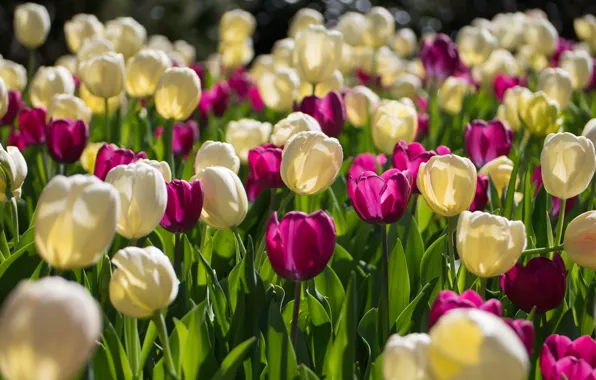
55,55,77,74
288,8,324,38
281,131,343,195
376,47,406,87
428,309,529,380
417,155,477,217
35,175,120,269
372,99,417,154
219,39,254,69
110,246,178,318
362,7,395,48
392,73,422,100
496,86,525,131
257,67,300,112
537,68,573,110
173,40,196,66
524,18,558,56
457,211,526,277
80,84,121,115
492,12,528,51
80,142,104,173
336,12,366,47
574,15,596,53
46,94,92,123
154,67,202,121
518,90,561,136
0,144,27,202
392,28,418,58
406,59,426,79
105,162,167,239
76,37,115,72
456,26,497,67
438,76,474,115
582,119,596,148
564,211,596,269
272,38,295,69
125,49,172,98
30,66,75,109
344,86,380,128
138,159,172,182
339,44,356,74
297,70,343,101
0,78,6,120
194,140,240,174
353,46,375,74
294,25,343,85
559,50,594,90
270,112,322,147
219,9,256,43
147,35,173,53
540,132,596,200
14,3,50,49
0,277,101,380
105,17,147,59
192,166,248,229
64,14,104,53
479,156,515,197
79,52,125,99
472,49,521,86
0,60,27,91
249,55,274,81
383,333,432,380
226,119,272,162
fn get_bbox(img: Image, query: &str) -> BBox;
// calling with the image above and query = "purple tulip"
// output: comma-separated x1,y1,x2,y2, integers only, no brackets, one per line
469,175,489,212
266,210,336,281
160,179,204,233
199,82,231,118
189,63,206,85
505,318,535,356
501,254,566,314
532,165,577,218
428,290,503,329
8,129,26,151
245,172,264,202
493,74,526,102
1,90,23,126
551,38,575,67
541,335,596,380
227,69,252,99
347,169,412,225
46,119,89,164
248,144,284,189
392,141,451,192
298,91,346,138
18,107,47,145
348,153,387,179
464,119,513,168
355,68,382,88
156,120,199,158
248,85,264,112
420,34,463,82
94,144,147,180
415,113,429,140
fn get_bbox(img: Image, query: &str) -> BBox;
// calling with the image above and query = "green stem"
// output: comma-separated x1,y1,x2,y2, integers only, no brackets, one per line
522,244,564,255
447,217,457,290
129,238,138,247
151,311,177,379
290,281,302,349
311,83,316,96
589,178,596,210
104,98,111,142
10,197,19,250
124,317,140,377
255,190,276,269
554,198,567,248
232,226,247,263
200,222,208,253
278,191,295,214
478,277,487,300
164,118,175,175
174,233,183,278
380,224,390,340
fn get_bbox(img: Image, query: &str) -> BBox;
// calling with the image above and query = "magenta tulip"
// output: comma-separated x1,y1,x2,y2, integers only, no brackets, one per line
347,169,412,224
156,120,199,158
551,38,575,67
245,172,264,202
415,113,429,140
493,74,526,102
94,144,147,180
18,107,47,145
348,153,387,179
1,90,23,126
46,119,88,164
469,174,489,212
298,91,346,138
420,34,463,82
428,290,503,329
464,119,513,168
505,318,535,356
227,69,252,99
392,141,451,192
160,179,204,233
189,63,206,85
248,85,264,112
266,211,336,281
8,129,26,151
532,165,577,218
248,144,284,189
356,68,382,88
541,335,596,380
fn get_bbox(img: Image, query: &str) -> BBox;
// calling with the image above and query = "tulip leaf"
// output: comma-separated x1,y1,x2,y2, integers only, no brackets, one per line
298,364,321,379
0,230,8,261
169,318,188,376
523,169,535,247
532,187,549,249
182,302,218,380
314,266,345,328
357,308,380,378
388,239,410,328
419,235,446,286
579,283,596,336
415,196,433,233
140,321,157,373
93,344,117,380
403,217,425,293
102,315,133,380
554,308,580,340
267,298,299,380
0,242,40,305
211,337,257,380
503,152,521,219
396,278,439,335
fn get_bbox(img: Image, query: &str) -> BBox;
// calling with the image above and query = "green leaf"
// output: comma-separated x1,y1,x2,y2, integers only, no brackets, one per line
328,186,347,236
358,308,380,379
532,187,549,249
298,365,321,380
0,242,40,305
304,289,332,374
182,303,219,380
388,239,410,328
419,235,446,285
140,321,157,373
415,196,433,233
211,337,257,380
314,266,345,327
503,153,521,219
102,316,133,380
93,344,117,380
403,218,424,292
0,230,9,261
169,319,188,376
267,299,299,380
396,278,439,335
554,308,580,340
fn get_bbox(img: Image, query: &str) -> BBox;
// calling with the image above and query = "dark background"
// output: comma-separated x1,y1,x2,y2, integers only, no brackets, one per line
0,0,595,67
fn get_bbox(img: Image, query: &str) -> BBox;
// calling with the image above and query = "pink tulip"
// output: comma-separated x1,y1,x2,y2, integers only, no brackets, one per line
392,141,451,192
420,34,464,82
469,174,489,212
415,113,429,140
248,144,284,189
94,144,147,180
245,172,264,202
298,91,346,138
8,129,26,151
248,85,264,112
189,63,206,85
504,318,535,356
1,90,23,126
160,179,204,233
348,153,387,179
46,119,88,164
428,290,503,329
551,38,575,67
355,68,382,88
227,69,252,99
541,335,596,380
493,74,526,102
464,119,513,168
199,81,231,119
266,211,336,281
18,107,47,145
588,59,596,92
156,120,199,158
532,165,577,218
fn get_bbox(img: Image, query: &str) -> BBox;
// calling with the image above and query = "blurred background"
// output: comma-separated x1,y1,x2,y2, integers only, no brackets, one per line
0,0,595,66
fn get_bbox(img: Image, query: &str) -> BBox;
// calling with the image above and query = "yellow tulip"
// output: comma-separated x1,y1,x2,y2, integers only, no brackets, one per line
491,12,528,51
564,211,596,269
55,55,77,74
76,37,115,72
514,45,547,73
297,70,343,101
574,15,596,53
472,49,521,86
0,277,101,380
30,66,75,109
339,44,356,74
194,140,240,174
372,99,417,154
0,144,27,202
288,8,324,38
110,246,178,318
392,73,422,100
218,39,254,69
46,94,92,123
219,9,256,43
362,7,395,48
336,12,366,47
226,119,272,162
456,26,497,67
154,67,202,121
560,50,594,90
294,25,343,85
105,17,147,59
249,54,274,82
375,47,407,87
383,333,432,380
257,67,300,112
353,46,375,74
0,78,6,120
79,84,121,115
417,154,477,217
496,86,525,131
79,142,104,173
0,60,27,91
79,52,125,99
518,90,561,136
271,112,322,147
479,156,515,197
125,49,172,98
173,40,196,66
14,3,50,49
344,86,380,128
35,175,120,269
147,34,173,53
537,68,573,110
64,14,104,53
392,28,418,58
524,18,558,56
438,76,474,115
281,131,343,195
272,38,295,69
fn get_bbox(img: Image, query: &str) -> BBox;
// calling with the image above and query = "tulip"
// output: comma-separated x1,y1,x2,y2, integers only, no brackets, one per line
246,172,264,203
35,174,119,269
297,70,343,101
218,9,256,43
57,55,79,76
492,12,528,51
270,112,322,147
147,35,172,53
456,26,497,67
560,50,594,90
198,82,231,118
496,86,525,131
218,39,254,69
159,179,204,234
80,142,103,173
372,99,418,154
428,290,503,329
288,8,324,38
298,92,346,138
478,155,515,197
537,68,573,110
428,309,529,380
473,49,521,86
438,76,474,115
104,17,147,59
574,15,596,52
94,144,147,180
250,54,274,81
225,119,272,162
391,28,418,57
8,130,26,152
0,60,27,92
0,90,24,126
110,246,178,318
257,67,300,112
420,34,462,82
336,12,366,47
564,211,596,270
417,154,477,217
348,153,387,179
0,79,6,121
272,38,295,69
124,49,172,98
293,25,343,85
194,141,240,175
518,90,561,136
383,333,432,380
79,52,125,99
45,119,88,164
504,319,535,357
154,67,202,121
344,86,380,128
392,141,451,192
469,174,490,212
465,120,513,168
540,133,596,200
361,7,395,49
0,277,101,380
531,165,577,219
156,120,199,158
0,144,27,202
13,3,50,49
266,210,336,280
79,83,121,115
551,38,576,67
30,66,76,109
281,131,343,195
105,161,168,239
248,144,284,189
391,73,422,100
192,166,248,230
18,107,46,145
493,74,526,102
416,113,430,140
135,159,171,182
524,18,558,56
64,14,104,53
76,37,115,71
173,39,195,65
540,335,596,380
46,93,92,123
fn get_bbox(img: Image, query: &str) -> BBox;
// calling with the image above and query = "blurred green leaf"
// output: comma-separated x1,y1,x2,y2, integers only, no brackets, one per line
211,337,257,380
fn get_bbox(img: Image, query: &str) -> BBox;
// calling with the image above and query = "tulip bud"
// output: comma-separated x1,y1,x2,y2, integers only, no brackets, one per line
537,68,573,110
105,162,167,239
574,15,596,52
0,60,27,91
18,107,46,145
560,50,594,90
456,26,497,67
192,166,248,229
531,165,577,219
420,34,462,82
493,74,525,102
250,54,274,81
372,99,418,154
160,179,204,233
93,144,147,181
438,76,474,115
0,277,101,380
361,7,395,49
218,39,254,69
0,78,7,121
473,49,521,86
257,67,300,112
525,19,558,56
14,3,50,49
173,40,195,65
105,17,147,59
79,83,121,115
135,159,171,182
429,290,503,329
541,132,596,199
76,37,115,71
470,174,490,212
272,38,295,69
79,52,125,99
46,119,88,164
266,210,336,280
110,246,178,318
165,120,199,158
56,55,78,76
496,86,524,131
30,66,75,109
125,49,172,98
344,86,380,128
503,319,535,357
281,131,343,195
479,156,515,196
154,67,201,121
194,140,240,175
298,92,346,138
518,90,561,136
225,119,272,162
147,34,172,52
492,12,528,51
0,144,27,201
271,112,322,147
383,333,432,380
392,28,418,57
64,14,104,53
294,25,343,85
417,154,477,217
0,90,24,126
219,9,256,43
80,142,103,173
564,211,596,270
465,120,513,168
47,93,92,123
540,335,596,380
336,12,366,47
348,153,387,179
248,144,284,189
392,141,451,192
289,8,324,38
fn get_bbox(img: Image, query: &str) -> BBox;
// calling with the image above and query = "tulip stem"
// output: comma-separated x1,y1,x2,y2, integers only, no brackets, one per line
311,84,316,96
291,281,302,349
164,119,175,175
478,277,487,300
151,311,178,380
522,244,564,255
447,217,457,290
174,233,183,278
554,198,567,248
278,191,295,215
124,316,140,377
589,178,596,210
380,224,390,340
104,98,111,143
232,226,247,263
10,197,19,250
